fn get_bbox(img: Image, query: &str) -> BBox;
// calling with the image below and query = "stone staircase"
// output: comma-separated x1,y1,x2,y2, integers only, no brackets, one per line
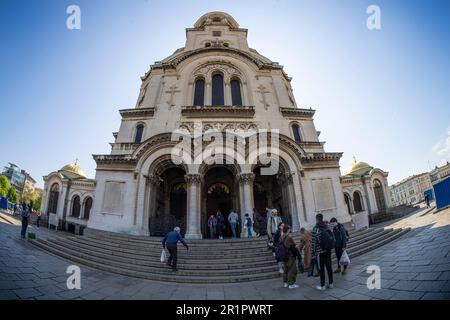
29,227,410,283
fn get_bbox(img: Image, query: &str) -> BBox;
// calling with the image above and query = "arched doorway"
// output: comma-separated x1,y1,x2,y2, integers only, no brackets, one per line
373,179,386,212
149,166,187,236
71,196,81,218
83,197,93,220
253,165,291,229
344,193,352,215
47,183,59,214
203,166,237,238
353,191,363,212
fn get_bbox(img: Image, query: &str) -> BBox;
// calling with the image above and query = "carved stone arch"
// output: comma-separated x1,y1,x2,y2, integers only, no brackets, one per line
148,154,188,177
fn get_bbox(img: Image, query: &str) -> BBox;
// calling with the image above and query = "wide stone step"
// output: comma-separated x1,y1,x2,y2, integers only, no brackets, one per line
46,238,277,269
29,226,410,283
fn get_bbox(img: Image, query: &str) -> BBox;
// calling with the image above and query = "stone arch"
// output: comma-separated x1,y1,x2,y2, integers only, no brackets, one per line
353,190,364,213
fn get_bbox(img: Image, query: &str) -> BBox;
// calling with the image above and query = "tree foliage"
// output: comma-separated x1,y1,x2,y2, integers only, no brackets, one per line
6,186,18,204
0,175,11,197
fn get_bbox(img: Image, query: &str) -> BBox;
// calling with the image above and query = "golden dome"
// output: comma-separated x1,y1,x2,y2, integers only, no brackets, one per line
346,159,373,175
60,163,87,178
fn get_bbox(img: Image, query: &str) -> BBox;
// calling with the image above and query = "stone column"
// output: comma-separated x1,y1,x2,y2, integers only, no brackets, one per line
285,173,300,232
239,173,255,237
225,82,231,105
205,82,212,105
185,174,202,239
187,82,194,105
144,174,160,235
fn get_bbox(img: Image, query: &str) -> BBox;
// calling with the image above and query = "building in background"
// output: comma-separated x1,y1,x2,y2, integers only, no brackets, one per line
430,162,450,185
341,159,391,229
390,173,432,206
1,163,36,200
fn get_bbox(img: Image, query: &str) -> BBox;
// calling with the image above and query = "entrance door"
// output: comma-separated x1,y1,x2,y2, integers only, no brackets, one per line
206,182,233,237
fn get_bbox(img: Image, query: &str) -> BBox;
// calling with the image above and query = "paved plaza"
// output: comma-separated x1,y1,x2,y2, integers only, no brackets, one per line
0,208,449,300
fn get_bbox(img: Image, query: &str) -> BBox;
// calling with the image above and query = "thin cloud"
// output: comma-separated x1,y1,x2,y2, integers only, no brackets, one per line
432,128,450,162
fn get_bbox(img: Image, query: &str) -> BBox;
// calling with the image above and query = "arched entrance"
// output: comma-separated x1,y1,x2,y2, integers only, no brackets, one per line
373,179,386,212
149,166,187,236
202,166,238,238
47,183,59,214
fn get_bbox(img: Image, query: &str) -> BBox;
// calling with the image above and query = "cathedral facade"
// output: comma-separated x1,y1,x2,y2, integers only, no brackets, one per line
41,12,352,238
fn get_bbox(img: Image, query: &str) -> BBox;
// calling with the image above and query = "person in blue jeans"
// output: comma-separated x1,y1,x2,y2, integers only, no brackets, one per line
244,213,253,238
228,210,239,238
162,227,189,271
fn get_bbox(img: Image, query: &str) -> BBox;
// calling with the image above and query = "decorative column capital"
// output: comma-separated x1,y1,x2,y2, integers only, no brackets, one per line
145,174,161,186
239,173,255,184
185,174,202,185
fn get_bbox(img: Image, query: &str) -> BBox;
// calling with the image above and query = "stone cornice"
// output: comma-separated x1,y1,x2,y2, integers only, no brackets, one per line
92,154,137,166
119,108,155,119
280,107,315,119
181,106,255,118
301,152,343,162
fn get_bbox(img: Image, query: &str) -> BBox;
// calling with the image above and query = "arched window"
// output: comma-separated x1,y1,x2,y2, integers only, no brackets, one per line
193,78,205,106
134,124,144,143
292,124,302,142
344,193,352,215
211,73,224,106
353,191,363,212
373,179,387,211
71,196,81,218
48,183,59,214
231,79,242,106
83,197,93,220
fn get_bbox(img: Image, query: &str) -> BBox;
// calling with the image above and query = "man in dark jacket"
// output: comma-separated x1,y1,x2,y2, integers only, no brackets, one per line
162,227,189,271
330,217,349,274
312,213,334,291
20,202,30,239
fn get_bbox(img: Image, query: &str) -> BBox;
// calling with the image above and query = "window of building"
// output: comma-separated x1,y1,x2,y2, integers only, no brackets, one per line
292,124,302,142
71,196,81,218
223,42,229,47
83,197,93,220
353,191,363,212
230,79,242,106
48,183,59,214
134,124,144,143
211,73,224,106
205,42,211,48
212,31,222,37
193,78,205,106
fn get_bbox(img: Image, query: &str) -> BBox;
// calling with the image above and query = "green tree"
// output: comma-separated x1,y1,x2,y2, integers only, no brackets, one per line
0,175,11,197
6,186,18,204
33,193,42,211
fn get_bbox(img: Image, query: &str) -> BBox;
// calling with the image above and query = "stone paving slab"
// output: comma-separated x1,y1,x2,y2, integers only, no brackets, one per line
0,209,450,300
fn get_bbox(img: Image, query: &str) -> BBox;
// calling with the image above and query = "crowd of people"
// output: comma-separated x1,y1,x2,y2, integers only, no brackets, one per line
207,209,256,240
162,208,350,293
268,210,350,290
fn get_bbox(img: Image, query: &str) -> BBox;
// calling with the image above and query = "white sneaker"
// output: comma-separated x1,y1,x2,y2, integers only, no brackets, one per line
283,283,288,288
288,284,299,289
315,285,326,291
327,284,334,289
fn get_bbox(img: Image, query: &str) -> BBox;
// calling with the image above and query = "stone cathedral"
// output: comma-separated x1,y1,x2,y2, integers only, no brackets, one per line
41,12,394,239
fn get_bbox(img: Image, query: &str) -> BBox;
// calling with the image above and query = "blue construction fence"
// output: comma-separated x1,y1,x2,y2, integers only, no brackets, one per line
0,196,16,211
433,176,450,210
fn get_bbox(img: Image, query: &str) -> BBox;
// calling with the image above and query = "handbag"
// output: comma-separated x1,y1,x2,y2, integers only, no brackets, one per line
160,249,167,263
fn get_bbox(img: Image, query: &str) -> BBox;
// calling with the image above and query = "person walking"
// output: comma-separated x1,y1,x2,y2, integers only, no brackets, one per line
312,213,335,290
252,208,260,237
215,211,224,240
36,210,42,228
267,208,282,240
330,217,350,275
228,209,239,238
162,227,189,271
273,222,286,273
299,227,318,277
244,213,253,238
20,202,30,239
207,215,217,239
281,225,301,289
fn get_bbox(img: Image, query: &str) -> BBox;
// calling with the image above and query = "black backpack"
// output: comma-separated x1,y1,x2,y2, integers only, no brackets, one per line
320,227,336,250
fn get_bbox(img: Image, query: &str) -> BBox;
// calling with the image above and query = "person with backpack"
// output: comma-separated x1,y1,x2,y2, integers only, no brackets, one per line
330,217,350,274
312,213,335,290
20,202,30,239
280,225,301,289
215,211,225,240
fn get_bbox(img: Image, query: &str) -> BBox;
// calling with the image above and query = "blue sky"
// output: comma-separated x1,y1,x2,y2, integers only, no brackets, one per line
0,0,449,188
